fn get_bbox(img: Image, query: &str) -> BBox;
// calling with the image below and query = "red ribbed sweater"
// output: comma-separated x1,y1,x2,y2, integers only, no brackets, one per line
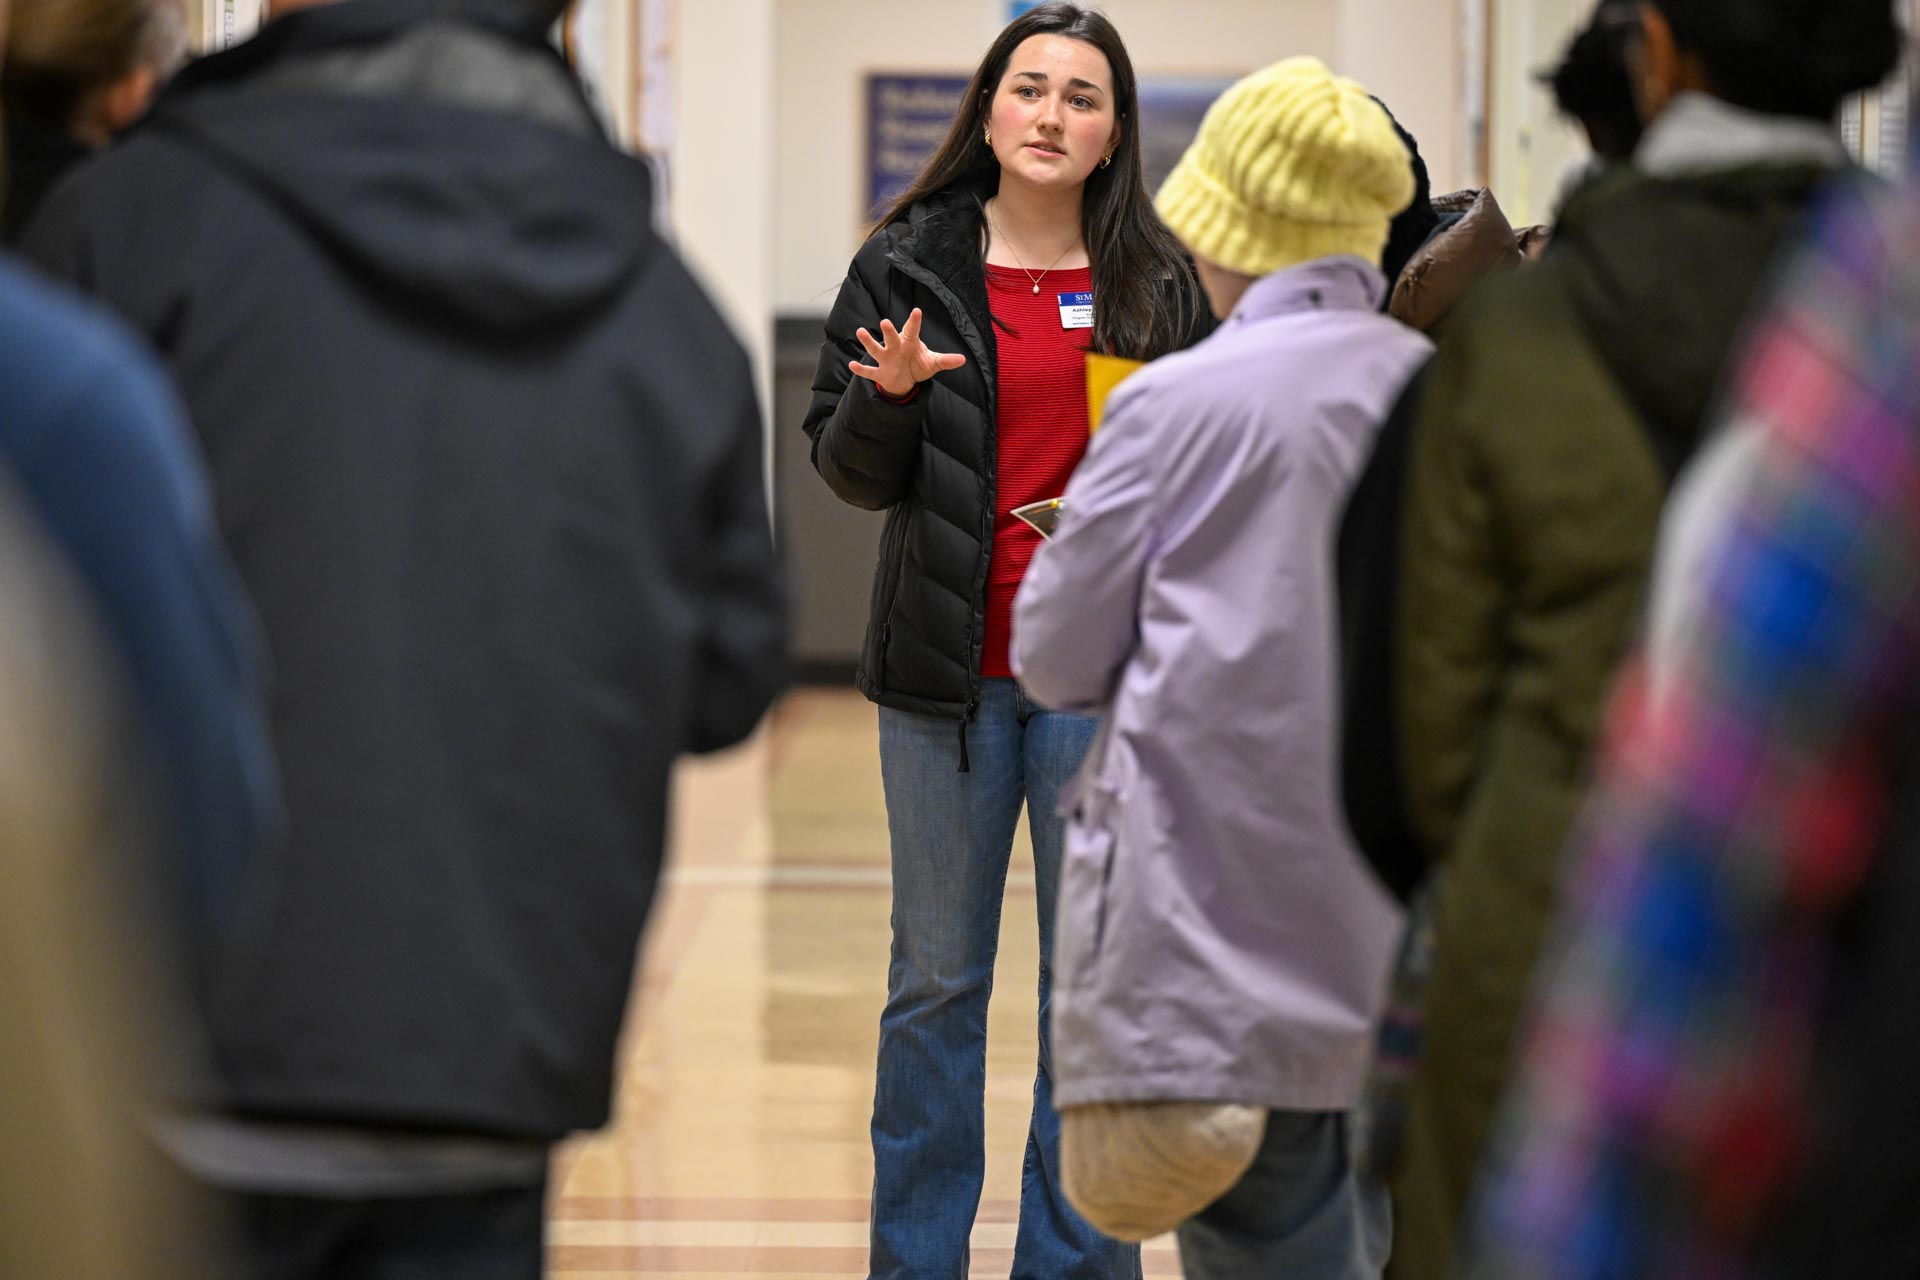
981,263,1093,678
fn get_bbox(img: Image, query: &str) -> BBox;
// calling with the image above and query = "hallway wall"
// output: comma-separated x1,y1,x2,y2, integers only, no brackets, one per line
772,0,1347,315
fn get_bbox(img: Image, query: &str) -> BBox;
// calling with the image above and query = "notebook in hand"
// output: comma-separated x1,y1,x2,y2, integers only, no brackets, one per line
1011,498,1064,539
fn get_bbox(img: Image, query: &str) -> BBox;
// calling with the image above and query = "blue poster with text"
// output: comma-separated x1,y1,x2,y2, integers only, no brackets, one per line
867,74,970,217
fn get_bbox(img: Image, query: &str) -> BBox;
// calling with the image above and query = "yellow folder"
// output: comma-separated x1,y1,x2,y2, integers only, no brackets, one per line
1086,352,1148,433
1012,354,1152,540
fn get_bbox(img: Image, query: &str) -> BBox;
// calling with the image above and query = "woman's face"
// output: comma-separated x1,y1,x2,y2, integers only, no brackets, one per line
985,34,1123,192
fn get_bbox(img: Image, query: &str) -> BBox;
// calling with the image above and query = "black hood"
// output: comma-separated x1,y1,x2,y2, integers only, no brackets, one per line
888,190,992,340
1550,162,1836,475
147,0,656,333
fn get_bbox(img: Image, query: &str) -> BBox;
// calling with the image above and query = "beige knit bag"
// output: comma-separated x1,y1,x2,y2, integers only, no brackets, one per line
1059,1102,1268,1241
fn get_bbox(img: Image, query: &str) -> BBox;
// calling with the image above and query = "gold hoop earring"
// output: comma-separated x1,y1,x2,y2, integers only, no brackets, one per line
984,127,992,146
1100,152,1114,169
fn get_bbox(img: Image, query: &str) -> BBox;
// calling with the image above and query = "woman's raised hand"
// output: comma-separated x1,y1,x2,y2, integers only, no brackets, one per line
849,308,967,398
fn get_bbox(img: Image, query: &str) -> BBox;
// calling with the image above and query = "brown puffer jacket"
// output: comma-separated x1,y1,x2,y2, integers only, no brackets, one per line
1387,189,1547,335
1339,186,1546,903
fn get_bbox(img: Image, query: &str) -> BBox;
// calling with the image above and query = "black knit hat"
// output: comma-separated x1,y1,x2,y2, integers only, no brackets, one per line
1540,0,1644,162
1371,96,1439,289
1648,0,1903,121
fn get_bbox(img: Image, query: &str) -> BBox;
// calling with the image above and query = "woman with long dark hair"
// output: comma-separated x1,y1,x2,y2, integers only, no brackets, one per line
801,4,1207,1275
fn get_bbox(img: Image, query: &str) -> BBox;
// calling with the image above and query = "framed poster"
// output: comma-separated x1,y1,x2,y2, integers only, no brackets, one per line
1136,77,1237,192
867,74,971,218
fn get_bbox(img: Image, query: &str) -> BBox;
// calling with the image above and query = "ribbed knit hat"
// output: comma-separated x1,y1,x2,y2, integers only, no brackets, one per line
1156,57,1417,277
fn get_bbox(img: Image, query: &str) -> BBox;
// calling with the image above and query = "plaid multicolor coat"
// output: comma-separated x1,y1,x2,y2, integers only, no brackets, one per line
1468,171,1920,1280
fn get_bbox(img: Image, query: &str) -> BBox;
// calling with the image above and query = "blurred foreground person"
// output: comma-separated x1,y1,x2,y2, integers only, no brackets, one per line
0,0,269,960
1015,58,1429,1279
0,0,258,1267
0,461,221,1280
0,245,274,950
1,0,184,238
1338,0,1902,1274
803,4,1206,1273
1469,169,1920,1280
23,0,788,1272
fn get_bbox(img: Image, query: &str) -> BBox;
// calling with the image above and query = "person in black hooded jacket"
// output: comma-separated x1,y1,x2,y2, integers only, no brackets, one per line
801,4,1207,1276
21,0,787,1272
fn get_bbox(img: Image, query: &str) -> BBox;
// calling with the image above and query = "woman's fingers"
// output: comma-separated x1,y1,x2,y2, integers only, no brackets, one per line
856,320,964,387
914,343,966,374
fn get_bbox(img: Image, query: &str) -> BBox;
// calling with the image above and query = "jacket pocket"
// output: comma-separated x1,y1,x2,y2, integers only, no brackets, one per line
865,504,910,690
1056,795,1120,991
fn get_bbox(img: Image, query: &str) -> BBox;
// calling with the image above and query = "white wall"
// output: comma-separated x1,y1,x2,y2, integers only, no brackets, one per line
773,0,1358,315
1486,0,1588,227
1339,0,1466,200
673,0,778,422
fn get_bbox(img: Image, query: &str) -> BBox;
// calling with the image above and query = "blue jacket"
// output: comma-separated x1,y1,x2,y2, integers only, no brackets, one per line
0,254,277,939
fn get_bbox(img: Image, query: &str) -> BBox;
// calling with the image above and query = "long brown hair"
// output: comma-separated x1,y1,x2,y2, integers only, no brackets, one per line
875,1,1200,361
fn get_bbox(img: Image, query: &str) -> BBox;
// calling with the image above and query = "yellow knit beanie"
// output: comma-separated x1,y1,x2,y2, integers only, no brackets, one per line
1156,57,1416,278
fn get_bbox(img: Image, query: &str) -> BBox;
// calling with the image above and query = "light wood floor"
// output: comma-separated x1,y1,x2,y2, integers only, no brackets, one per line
550,688,1183,1277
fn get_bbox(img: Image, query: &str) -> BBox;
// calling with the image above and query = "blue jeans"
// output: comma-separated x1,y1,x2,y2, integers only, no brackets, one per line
1176,1112,1389,1280
870,678,1140,1280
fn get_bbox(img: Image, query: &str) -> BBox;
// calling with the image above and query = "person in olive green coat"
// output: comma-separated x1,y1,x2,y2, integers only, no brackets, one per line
1360,1,1904,1275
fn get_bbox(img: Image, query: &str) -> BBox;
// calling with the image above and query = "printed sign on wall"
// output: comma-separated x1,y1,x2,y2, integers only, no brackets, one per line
867,74,971,218
864,72,1234,221
1137,77,1238,192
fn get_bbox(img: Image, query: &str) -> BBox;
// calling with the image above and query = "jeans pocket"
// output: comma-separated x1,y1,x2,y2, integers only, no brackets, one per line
1056,815,1118,991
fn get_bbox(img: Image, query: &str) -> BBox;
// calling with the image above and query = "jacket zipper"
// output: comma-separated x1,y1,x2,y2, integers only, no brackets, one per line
889,233,997,762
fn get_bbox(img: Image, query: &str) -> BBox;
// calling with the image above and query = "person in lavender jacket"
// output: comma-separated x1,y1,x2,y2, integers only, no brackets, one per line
1013,57,1434,1279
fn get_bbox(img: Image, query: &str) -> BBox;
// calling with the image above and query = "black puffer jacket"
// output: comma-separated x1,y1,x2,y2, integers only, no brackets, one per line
804,187,1207,732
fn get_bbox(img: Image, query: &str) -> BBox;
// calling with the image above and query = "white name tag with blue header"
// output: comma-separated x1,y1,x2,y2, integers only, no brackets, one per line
1058,292,1094,330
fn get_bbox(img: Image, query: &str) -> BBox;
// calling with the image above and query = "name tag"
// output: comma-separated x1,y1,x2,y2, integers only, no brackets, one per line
1058,292,1094,330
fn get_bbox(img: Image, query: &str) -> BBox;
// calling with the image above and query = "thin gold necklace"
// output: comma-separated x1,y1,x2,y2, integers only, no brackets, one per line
988,213,1079,295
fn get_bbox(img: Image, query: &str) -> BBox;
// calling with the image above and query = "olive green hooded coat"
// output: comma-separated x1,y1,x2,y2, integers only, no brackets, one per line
1384,160,1837,1278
